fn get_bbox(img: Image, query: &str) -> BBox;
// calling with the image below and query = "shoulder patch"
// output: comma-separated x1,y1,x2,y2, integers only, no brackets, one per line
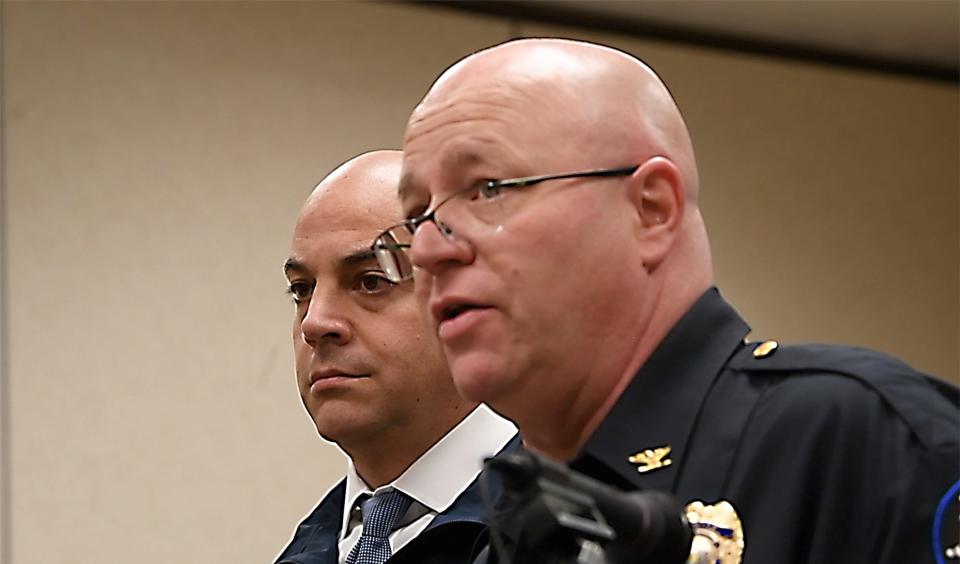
935,480,960,563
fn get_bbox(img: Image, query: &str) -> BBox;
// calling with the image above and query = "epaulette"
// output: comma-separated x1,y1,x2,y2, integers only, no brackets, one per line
730,340,915,374
728,340,959,450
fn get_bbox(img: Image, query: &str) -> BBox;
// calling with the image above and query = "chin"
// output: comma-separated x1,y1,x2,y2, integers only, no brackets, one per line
311,407,376,446
449,351,512,404
315,422,375,451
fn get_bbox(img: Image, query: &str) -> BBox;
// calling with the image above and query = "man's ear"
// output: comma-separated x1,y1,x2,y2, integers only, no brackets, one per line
626,156,685,269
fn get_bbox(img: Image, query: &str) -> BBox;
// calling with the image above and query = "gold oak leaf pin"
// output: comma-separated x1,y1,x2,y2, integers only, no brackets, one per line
628,446,673,473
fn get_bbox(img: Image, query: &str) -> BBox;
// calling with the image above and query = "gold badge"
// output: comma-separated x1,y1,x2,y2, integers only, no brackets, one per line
685,500,745,564
627,446,672,473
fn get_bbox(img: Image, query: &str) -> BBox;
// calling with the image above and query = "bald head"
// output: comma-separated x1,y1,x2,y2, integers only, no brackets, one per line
399,38,715,459
300,150,403,225
287,149,475,486
409,38,700,206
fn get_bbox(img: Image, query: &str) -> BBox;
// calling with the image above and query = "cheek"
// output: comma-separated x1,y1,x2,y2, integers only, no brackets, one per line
493,202,586,281
291,315,306,348
292,338,313,386
370,306,435,360
413,279,435,326
413,269,434,298
384,325,449,383
495,201,628,322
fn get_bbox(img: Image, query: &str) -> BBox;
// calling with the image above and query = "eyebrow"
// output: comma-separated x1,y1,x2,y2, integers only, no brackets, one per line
341,248,376,265
283,258,305,276
440,147,483,173
282,248,377,277
398,149,485,202
398,170,416,201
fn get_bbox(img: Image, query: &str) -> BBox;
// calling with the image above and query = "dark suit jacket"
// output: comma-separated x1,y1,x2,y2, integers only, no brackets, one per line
275,436,521,564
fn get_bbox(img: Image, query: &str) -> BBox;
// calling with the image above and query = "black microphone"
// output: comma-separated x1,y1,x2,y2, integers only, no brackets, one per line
485,449,692,564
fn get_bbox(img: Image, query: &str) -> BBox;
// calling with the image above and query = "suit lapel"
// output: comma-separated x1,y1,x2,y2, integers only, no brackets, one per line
276,481,345,564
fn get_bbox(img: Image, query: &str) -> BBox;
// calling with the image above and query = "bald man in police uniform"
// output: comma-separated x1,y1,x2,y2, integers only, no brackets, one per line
371,39,959,563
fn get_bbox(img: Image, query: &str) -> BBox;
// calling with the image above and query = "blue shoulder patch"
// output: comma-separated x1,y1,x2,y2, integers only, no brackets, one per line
934,480,960,564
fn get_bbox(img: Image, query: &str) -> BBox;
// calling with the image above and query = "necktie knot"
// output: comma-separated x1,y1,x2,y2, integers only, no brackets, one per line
345,490,413,564
359,490,413,538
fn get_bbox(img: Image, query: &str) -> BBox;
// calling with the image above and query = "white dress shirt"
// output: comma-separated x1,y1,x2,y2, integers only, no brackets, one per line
337,404,516,563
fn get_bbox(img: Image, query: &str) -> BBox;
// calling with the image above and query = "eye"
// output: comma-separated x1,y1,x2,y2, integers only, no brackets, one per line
477,180,505,200
404,203,429,222
355,272,396,295
286,281,313,304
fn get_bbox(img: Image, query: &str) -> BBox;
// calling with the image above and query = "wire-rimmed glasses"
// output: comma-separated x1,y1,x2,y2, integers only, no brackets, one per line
371,164,640,283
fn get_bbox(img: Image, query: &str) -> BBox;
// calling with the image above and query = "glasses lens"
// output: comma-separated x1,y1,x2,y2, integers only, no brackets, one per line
374,224,415,282
434,186,506,235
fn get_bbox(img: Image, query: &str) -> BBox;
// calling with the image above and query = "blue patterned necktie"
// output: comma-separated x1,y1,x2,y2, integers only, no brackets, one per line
344,490,413,564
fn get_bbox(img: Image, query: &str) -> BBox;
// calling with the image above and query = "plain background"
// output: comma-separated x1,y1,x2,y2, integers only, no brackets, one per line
1,2,956,563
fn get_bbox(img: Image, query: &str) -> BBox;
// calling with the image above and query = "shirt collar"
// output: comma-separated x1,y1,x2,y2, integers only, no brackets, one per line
574,287,750,492
341,404,516,538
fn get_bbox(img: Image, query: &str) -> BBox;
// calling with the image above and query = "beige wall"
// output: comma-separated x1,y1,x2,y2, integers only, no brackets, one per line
1,2,955,563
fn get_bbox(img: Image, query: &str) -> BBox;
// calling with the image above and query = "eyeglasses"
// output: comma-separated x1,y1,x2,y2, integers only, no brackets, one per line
371,164,640,282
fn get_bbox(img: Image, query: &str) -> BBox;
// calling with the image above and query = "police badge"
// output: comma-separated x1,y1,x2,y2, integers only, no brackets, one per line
684,500,745,564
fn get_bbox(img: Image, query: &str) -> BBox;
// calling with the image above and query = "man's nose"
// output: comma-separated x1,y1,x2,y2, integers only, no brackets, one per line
299,292,353,347
409,219,476,277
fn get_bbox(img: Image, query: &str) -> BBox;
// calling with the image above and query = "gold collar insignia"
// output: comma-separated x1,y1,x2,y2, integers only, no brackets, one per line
627,445,672,473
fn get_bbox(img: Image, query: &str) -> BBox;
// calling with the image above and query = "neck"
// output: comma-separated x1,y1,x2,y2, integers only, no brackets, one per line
345,403,476,488
520,314,664,462
520,278,709,463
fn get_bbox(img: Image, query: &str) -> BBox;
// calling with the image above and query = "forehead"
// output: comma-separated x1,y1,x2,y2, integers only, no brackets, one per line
400,101,534,200
406,81,530,150
290,170,402,267
399,138,493,198
400,77,594,200
299,182,397,231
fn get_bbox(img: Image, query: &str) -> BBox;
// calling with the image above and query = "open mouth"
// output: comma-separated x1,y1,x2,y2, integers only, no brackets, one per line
442,304,486,322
